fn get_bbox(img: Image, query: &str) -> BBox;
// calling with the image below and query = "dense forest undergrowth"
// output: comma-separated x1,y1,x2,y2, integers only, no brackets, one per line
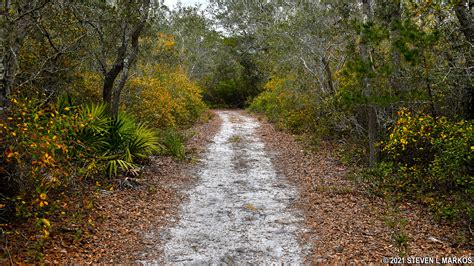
1,0,473,263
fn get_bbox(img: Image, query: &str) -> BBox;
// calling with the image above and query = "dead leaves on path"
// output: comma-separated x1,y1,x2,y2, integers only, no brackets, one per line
20,110,472,263
41,111,223,264
257,117,472,263
42,158,181,264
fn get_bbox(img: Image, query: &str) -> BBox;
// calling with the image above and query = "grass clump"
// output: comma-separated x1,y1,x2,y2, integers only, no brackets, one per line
159,129,186,160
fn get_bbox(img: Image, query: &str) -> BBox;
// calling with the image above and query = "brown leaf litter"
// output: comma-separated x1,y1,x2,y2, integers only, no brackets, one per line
256,114,472,264
41,111,223,264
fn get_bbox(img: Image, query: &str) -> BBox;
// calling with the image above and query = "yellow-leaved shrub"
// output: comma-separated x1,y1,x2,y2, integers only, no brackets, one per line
249,75,314,133
364,108,474,220
125,65,206,128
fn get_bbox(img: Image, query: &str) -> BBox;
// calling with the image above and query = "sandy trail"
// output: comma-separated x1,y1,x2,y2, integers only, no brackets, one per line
160,110,306,264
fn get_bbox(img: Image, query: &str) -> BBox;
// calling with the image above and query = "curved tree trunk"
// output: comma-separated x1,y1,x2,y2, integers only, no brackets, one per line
360,0,378,167
110,4,147,116
101,0,150,116
321,55,334,94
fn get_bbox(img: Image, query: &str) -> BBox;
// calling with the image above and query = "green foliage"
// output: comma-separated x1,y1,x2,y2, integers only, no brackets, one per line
384,109,473,190
384,211,410,256
204,79,241,107
365,109,473,221
78,103,110,152
159,129,186,160
249,76,357,141
199,36,264,108
249,77,314,133
0,97,159,256
102,112,159,176
76,103,160,177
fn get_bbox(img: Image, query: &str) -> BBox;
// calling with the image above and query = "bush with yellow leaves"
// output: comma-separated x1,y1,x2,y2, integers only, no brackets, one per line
0,97,90,258
0,96,159,259
249,76,315,133
125,65,206,128
369,108,474,221
0,97,88,193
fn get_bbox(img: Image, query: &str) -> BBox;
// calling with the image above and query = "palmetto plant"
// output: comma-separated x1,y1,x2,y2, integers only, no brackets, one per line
79,103,110,152
104,112,160,176
78,104,159,177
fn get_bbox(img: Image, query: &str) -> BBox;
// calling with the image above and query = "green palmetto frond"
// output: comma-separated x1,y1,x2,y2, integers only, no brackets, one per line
106,159,137,177
107,111,135,151
103,112,159,176
78,103,111,151
128,122,160,160
77,105,159,177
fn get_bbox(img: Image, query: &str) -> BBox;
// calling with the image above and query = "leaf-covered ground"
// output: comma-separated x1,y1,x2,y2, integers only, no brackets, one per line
7,110,471,263
41,111,222,264
256,115,473,263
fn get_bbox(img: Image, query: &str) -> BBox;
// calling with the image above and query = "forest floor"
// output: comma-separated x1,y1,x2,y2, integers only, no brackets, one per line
34,110,473,263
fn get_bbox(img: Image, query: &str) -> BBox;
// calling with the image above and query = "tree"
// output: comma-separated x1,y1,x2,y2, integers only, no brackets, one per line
0,0,51,107
73,0,153,115
360,0,378,166
454,0,473,118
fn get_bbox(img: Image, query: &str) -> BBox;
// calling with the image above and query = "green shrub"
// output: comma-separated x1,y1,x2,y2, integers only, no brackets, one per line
249,76,357,141
0,97,160,254
75,103,160,177
248,79,315,133
369,108,474,221
101,112,159,176
77,103,110,153
383,109,473,192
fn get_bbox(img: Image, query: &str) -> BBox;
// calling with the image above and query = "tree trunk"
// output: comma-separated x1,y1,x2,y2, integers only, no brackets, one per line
1,2,17,107
454,0,473,119
102,35,127,106
0,7,7,107
455,1,474,44
360,0,378,167
422,50,437,117
111,58,131,115
321,55,334,94
103,61,123,105
0,31,14,108
389,0,401,95
110,0,149,116
102,0,150,115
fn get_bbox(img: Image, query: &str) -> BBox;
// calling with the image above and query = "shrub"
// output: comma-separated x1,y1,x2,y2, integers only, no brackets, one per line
0,97,94,253
102,112,160,176
203,79,248,108
383,109,473,192
0,97,159,256
372,108,473,221
0,97,87,196
125,65,206,128
249,76,315,133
